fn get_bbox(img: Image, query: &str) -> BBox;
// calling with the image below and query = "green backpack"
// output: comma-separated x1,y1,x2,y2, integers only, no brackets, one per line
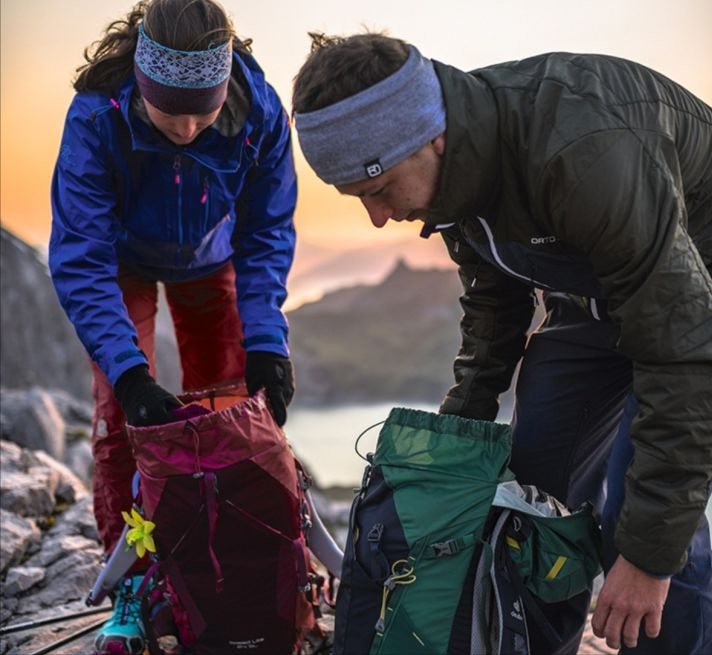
334,408,602,655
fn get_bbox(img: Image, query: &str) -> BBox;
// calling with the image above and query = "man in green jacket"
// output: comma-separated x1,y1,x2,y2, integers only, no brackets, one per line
292,33,712,653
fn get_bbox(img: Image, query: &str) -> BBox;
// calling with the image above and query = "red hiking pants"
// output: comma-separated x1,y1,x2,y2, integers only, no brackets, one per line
91,262,246,555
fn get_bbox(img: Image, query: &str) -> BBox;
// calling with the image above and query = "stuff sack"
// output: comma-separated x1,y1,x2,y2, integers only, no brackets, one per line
334,407,601,655
126,383,316,655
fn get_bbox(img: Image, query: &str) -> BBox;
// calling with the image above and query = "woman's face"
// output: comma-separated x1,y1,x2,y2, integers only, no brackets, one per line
143,98,222,145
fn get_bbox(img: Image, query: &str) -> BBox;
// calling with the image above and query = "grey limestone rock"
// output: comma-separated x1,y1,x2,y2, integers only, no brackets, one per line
0,440,87,520
0,227,182,401
16,549,102,612
0,510,41,573
0,227,93,402
0,469,57,518
0,447,59,518
25,534,99,569
45,390,93,426
46,495,98,542
31,449,87,504
0,388,65,461
64,438,94,487
1,438,102,633
2,566,45,597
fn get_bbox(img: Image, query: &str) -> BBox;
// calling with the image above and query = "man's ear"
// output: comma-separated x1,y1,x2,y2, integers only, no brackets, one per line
432,133,446,156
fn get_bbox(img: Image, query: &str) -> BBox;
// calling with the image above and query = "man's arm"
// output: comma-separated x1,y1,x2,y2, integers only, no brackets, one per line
439,226,535,420
540,128,712,647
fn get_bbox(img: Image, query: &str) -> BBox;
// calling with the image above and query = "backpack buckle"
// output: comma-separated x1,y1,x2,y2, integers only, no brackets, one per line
430,541,456,557
367,523,385,544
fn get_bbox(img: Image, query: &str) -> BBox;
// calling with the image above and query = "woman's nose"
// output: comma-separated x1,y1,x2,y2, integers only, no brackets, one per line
174,117,199,139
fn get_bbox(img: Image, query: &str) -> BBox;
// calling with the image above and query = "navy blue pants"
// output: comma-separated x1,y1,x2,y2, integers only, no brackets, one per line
509,293,712,655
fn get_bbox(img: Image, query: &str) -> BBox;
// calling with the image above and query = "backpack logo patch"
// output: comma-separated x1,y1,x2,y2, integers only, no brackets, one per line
364,160,384,178
229,637,266,649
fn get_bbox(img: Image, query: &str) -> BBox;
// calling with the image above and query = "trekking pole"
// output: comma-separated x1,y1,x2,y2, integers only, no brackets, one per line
25,616,108,655
0,606,111,635
305,489,344,577
86,521,138,606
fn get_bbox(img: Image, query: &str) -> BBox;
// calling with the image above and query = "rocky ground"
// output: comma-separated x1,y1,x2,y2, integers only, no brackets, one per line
0,438,105,655
0,387,120,655
0,386,613,655
579,628,616,655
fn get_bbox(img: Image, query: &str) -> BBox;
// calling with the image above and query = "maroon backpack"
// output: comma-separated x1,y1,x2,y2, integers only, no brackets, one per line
126,383,318,654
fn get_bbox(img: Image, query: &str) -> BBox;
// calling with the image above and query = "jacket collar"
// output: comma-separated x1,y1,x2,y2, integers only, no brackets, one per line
425,61,501,225
115,50,269,172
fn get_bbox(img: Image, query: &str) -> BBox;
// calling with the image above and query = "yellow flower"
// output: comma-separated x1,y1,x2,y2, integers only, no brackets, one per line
121,508,156,558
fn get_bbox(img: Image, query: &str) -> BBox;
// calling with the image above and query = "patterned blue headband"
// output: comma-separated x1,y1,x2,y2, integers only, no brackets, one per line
134,23,233,114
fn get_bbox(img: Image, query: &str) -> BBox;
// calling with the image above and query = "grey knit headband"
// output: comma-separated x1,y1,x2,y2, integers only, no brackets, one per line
294,45,446,186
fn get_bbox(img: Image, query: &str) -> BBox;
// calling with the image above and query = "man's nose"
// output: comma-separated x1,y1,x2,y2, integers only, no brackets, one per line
361,197,393,228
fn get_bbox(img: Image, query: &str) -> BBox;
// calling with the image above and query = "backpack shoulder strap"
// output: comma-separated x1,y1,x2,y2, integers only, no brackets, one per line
498,514,563,649
488,510,532,655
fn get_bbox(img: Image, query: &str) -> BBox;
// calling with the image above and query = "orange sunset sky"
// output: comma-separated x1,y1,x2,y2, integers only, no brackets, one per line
2,0,711,265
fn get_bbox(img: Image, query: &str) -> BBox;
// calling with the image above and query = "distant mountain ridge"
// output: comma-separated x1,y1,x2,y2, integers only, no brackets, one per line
285,235,454,309
288,259,464,406
0,227,466,407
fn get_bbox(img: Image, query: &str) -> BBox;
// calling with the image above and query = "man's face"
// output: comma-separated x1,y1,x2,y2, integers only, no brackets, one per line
143,98,222,145
336,135,446,228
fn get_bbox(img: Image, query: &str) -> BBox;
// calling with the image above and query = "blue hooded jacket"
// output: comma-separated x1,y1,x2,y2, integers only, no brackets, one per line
49,51,296,386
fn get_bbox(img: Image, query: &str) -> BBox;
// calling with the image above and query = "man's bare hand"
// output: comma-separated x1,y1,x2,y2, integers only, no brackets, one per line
591,555,671,650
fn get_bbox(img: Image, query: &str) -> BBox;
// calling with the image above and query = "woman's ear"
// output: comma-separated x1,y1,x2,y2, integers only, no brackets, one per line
432,133,446,156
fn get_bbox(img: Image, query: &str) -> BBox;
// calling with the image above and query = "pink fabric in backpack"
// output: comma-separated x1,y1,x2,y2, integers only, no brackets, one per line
126,382,315,654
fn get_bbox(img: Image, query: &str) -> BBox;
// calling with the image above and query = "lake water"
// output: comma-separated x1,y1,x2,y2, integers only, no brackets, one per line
286,403,712,531
286,402,438,487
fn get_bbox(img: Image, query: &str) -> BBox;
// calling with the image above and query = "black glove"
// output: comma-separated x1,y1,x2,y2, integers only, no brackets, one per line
114,365,183,427
244,351,295,427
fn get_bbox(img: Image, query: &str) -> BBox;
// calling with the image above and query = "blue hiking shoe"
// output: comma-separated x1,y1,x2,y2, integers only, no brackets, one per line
94,575,145,655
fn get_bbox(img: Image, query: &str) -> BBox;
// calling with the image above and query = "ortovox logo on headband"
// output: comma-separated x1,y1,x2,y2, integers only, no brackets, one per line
364,160,383,178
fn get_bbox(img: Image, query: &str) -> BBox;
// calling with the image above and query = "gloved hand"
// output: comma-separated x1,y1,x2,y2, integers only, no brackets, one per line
114,365,183,427
244,351,295,427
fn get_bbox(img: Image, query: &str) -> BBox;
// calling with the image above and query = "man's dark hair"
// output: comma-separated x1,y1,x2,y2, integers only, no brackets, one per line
292,32,409,114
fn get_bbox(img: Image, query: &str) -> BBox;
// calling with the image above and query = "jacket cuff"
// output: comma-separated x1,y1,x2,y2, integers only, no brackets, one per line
614,523,688,576
242,331,288,357
439,394,498,422
95,345,149,386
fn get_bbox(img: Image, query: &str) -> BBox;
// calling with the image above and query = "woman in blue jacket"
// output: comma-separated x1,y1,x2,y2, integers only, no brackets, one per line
49,0,296,651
